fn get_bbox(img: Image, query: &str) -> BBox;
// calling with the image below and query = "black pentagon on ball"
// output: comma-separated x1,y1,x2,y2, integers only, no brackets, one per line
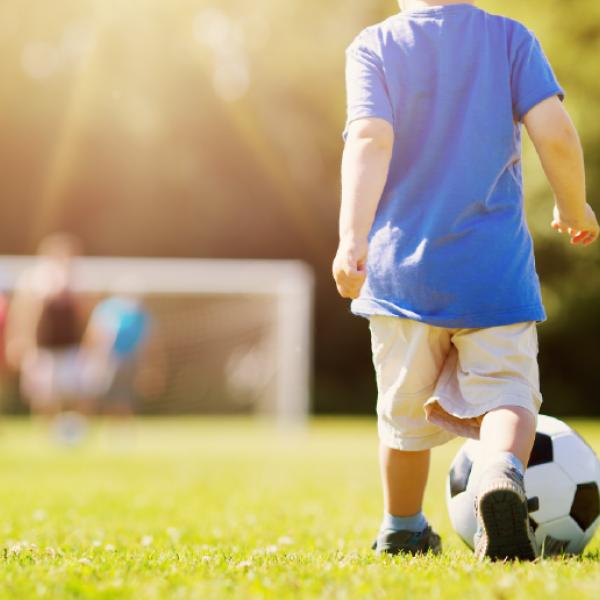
527,432,553,467
449,450,473,498
570,482,600,531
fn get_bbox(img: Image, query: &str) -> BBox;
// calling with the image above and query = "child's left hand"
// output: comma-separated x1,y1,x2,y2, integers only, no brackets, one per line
551,203,600,246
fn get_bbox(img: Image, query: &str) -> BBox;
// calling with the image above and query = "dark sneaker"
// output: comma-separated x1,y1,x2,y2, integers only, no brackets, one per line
474,463,539,561
372,526,442,556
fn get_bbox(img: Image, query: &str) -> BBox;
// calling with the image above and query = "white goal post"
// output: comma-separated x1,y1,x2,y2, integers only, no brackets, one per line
0,256,314,425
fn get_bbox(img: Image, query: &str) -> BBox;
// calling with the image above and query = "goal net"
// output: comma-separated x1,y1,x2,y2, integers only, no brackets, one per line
0,256,314,425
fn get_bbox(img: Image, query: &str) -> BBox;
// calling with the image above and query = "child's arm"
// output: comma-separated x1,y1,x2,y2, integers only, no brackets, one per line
333,117,393,299
523,96,599,246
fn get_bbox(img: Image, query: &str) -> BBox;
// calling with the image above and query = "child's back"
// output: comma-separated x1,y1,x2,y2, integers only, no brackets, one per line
334,1,598,563
345,4,562,327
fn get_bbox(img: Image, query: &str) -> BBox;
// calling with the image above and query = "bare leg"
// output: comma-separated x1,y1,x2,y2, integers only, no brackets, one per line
379,443,430,516
479,406,536,466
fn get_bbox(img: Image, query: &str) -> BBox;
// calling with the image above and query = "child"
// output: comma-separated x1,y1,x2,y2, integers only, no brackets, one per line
82,289,163,417
333,0,599,561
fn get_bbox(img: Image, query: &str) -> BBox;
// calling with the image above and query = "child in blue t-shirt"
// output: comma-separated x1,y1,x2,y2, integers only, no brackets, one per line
82,294,154,415
333,1,599,561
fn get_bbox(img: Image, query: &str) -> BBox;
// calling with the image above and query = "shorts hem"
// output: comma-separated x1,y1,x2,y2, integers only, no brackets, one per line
432,392,541,421
378,422,456,451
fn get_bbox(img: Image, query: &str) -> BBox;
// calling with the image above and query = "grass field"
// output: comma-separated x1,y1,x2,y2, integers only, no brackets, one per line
0,417,599,599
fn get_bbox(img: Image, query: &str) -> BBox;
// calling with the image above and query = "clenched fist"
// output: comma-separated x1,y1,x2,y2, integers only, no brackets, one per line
332,238,368,299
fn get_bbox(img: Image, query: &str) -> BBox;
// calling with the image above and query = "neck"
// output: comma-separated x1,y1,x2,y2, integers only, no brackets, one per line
399,0,475,10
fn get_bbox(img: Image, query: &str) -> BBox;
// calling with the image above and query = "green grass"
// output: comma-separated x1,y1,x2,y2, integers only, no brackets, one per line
0,417,599,599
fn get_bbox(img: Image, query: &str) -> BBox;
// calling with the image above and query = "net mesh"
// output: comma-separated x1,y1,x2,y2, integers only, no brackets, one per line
140,294,277,414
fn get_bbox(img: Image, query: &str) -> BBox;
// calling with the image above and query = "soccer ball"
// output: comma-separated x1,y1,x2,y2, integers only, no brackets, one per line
446,415,600,554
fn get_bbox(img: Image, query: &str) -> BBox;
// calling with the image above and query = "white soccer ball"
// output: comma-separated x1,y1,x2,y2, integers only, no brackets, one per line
446,415,600,554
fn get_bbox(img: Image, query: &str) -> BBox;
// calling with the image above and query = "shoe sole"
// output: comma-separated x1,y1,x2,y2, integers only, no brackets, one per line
475,481,537,561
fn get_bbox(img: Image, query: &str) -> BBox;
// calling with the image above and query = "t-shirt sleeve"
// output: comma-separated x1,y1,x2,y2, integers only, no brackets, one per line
511,28,564,122
343,35,394,140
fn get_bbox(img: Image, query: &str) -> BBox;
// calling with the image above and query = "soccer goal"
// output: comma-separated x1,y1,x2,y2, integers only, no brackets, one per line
0,256,314,425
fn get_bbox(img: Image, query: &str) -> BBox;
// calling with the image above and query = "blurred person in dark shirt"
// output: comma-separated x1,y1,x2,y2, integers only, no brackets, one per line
5,233,86,417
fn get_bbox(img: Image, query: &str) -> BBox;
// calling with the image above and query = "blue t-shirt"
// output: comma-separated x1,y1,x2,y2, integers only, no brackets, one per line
91,297,150,358
344,4,564,328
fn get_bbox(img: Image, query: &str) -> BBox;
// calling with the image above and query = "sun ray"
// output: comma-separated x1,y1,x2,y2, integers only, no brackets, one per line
29,7,106,245
216,95,333,261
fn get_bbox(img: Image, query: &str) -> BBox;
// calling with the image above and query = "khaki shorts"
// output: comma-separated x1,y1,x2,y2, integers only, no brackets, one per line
370,317,542,451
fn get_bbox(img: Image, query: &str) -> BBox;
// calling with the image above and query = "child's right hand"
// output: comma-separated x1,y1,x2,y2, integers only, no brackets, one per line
551,203,600,246
332,238,368,299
